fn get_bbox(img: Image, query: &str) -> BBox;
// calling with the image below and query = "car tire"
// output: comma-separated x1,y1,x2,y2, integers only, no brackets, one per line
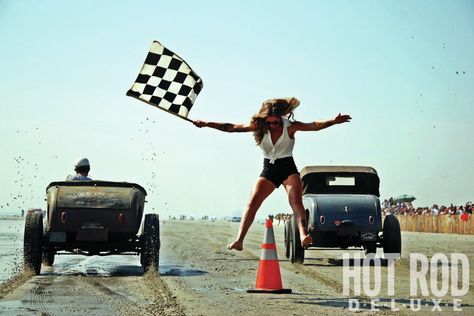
364,242,377,256
24,211,43,275
284,220,291,259
42,249,55,266
290,216,305,264
141,214,160,272
382,214,401,258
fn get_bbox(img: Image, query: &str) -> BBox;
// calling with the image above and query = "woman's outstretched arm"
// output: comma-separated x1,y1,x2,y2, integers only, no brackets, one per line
193,120,254,133
289,113,351,134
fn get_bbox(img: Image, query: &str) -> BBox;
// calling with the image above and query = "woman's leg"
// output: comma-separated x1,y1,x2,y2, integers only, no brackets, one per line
227,177,276,251
283,174,312,247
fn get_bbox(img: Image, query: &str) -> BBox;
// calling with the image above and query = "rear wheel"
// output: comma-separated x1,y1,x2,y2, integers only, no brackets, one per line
24,212,43,275
290,216,305,264
284,219,291,259
141,214,160,271
382,214,401,258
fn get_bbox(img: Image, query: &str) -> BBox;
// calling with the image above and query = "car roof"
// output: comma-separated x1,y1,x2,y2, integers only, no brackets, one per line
300,166,378,178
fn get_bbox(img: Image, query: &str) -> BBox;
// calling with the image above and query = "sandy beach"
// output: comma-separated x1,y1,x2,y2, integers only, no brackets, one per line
0,219,473,315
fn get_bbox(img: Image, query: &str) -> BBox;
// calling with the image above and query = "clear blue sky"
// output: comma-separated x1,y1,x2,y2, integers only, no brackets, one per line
1,1,473,218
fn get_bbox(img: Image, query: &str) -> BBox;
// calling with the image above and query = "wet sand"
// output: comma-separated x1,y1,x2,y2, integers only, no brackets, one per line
0,219,24,284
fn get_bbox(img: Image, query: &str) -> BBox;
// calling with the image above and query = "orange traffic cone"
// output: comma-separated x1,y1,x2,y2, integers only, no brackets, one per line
247,219,292,294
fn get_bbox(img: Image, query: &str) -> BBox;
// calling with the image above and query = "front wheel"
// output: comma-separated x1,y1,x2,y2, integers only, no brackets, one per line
42,249,55,266
364,242,377,256
141,214,160,272
290,216,305,264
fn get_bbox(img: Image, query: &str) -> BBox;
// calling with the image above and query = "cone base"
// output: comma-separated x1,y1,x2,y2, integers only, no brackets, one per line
247,288,292,294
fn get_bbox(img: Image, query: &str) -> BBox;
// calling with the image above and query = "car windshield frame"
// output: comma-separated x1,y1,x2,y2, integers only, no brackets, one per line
56,186,132,209
301,171,380,196
47,181,147,210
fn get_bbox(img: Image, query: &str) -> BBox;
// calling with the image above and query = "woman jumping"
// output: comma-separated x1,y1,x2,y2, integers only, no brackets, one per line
193,97,351,251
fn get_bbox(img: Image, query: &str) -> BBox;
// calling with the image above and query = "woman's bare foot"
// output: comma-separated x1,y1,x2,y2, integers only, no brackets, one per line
227,241,243,251
301,235,312,249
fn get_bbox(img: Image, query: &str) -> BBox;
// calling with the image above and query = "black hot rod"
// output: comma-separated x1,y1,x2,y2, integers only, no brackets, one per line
285,166,401,264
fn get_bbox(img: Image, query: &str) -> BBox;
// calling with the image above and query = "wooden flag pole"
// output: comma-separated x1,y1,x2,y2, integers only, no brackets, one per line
127,94,194,123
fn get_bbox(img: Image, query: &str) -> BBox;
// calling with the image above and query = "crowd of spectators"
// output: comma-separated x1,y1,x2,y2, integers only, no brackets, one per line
382,198,472,221
271,199,472,224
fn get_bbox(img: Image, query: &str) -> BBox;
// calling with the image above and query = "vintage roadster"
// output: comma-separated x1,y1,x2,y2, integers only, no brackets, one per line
23,181,160,274
284,166,401,264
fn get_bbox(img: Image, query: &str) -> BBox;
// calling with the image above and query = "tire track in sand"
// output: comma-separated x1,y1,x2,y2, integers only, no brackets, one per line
30,277,56,316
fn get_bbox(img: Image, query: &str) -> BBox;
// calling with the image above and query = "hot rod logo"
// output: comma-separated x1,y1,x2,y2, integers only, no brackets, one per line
343,253,470,312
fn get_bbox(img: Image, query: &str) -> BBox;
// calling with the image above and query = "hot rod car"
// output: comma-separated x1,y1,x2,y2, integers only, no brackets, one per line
284,166,401,264
23,181,160,274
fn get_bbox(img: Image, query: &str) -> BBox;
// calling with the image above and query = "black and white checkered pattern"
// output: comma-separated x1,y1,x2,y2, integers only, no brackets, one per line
127,41,203,119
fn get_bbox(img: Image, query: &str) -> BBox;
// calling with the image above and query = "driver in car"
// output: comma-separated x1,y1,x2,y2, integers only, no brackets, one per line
66,158,93,181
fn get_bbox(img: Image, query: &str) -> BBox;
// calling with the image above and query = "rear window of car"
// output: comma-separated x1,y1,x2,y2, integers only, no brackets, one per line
56,186,131,209
327,176,355,186
302,172,380,196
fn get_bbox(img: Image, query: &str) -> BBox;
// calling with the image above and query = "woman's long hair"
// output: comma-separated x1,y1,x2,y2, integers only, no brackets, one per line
251,97,300,145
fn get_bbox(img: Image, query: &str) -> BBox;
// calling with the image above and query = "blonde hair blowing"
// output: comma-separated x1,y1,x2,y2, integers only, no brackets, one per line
251,97,300,145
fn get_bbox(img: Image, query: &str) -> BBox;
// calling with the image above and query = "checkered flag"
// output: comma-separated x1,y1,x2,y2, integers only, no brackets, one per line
127,41,203,121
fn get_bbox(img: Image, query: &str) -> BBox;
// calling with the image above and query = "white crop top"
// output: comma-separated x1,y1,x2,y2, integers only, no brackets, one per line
259,118,295,163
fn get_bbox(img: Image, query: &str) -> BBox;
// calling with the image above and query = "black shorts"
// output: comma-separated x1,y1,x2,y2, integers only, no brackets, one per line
260,157,299,188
